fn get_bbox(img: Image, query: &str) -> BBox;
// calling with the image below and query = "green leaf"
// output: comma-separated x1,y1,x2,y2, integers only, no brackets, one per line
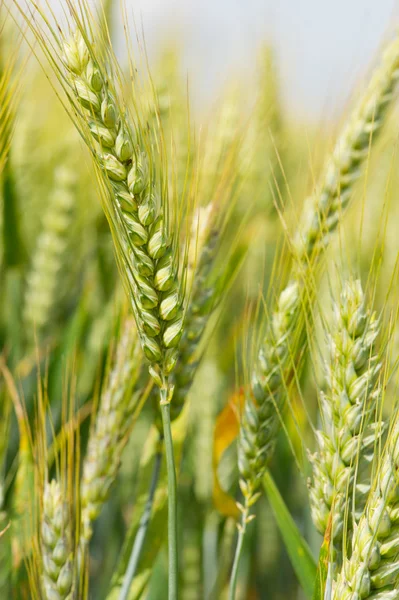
2,269,23,366
0,512,11,595
263,471,316,599
0,40,25,269
312,514,332,600
2,160,25,268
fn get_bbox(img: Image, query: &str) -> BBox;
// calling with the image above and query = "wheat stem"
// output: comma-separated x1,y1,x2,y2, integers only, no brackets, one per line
119,439,163,600
228,505,249,600
160,381,178,600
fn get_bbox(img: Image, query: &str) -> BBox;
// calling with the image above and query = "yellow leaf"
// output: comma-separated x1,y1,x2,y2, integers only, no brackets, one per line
212,390,244,519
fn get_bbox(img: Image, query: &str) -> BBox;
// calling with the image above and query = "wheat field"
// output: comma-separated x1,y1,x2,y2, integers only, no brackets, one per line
1,1,399,599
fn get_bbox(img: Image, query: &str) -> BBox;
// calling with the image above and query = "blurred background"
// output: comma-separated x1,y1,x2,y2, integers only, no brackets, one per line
84,0,398,120
48,0,399,120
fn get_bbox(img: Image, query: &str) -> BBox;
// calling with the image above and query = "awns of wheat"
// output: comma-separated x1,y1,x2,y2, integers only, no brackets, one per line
237,32,399,511
308,279,382,556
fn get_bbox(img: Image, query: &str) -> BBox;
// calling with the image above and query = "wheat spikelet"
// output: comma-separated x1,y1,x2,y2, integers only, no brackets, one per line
332,419,399,600
81,318,143,542
308,279,382,550
238,33,399,510
41,480,74,600
24,164,76,338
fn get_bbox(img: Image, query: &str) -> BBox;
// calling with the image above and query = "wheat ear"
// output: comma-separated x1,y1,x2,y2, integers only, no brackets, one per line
231,34,399,600
238,32,399,509
24,164,76,339
57,26,189,596
60,31,184,382
308,279,382,552
41,480,74,600
332,418,399,600
295,35,399,262
80,318,143,543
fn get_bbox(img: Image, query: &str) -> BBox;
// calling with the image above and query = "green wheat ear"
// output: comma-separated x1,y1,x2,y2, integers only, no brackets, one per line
238,30,399,510
229,32,399,600
80,318,144,543
24,163,76,340
294,34,399,263
60,30,187,384
308,279,383,559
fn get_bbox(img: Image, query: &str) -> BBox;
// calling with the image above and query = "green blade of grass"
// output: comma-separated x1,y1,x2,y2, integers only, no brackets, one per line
263,471,316,599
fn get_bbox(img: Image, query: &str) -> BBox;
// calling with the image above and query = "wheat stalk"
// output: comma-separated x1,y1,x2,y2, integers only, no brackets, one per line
41,480,74,600
308,279,382,554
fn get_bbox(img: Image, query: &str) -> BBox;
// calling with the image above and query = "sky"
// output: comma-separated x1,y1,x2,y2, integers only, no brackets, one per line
50,0,399,121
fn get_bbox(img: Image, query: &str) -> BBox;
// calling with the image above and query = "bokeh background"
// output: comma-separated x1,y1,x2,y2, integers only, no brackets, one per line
48,0,399,120
3,1,399,598
108,0,397,119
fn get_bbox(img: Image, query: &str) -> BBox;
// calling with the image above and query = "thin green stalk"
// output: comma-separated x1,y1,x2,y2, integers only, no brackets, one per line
228,506,249,600
119,441,163,600
160,385,178,600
